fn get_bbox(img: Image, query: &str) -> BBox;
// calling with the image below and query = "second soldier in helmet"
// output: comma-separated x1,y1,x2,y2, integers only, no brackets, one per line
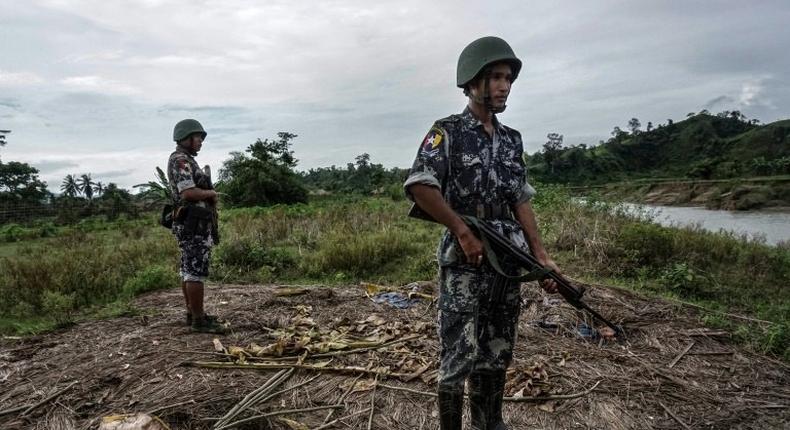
404,37,561,430
167,119,226,333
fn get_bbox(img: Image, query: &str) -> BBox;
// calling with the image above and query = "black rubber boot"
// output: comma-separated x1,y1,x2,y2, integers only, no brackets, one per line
438,385,464,430
468,371,489,430
469,370,510,430
488,370,509,430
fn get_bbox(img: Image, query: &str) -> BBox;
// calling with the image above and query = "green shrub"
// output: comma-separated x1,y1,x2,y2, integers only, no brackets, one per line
1,224,26,242
38,222,58,238
122,265,179,297
658,263,715,299
215,239,296,272
387,183,405,201
614,222,675,270
41,290,76,325
301,229,422,277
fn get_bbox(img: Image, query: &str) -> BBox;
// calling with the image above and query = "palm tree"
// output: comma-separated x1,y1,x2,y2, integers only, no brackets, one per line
134,167,172,208
79,174,95,200
93,181,105,198
60,174,79,197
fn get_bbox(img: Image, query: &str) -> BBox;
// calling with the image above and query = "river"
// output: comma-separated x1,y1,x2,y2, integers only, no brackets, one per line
618,203,790,246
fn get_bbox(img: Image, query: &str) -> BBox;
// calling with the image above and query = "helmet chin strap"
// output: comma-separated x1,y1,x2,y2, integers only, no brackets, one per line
473,70,506,115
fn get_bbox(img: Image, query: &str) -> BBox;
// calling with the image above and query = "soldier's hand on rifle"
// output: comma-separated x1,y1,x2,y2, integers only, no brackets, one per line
457,228,485,267
206,190,219,205
538,257,560,293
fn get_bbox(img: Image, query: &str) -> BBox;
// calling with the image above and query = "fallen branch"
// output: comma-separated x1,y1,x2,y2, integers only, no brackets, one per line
241,334,423,363
214,368,293,429
20,381,78,417
323,374,364,425
376,380,602,402
668,341,695,369
313,407,373,430
178,334,422,364
686,351,734,356
659,401,691,430
367,375,378,430
147,399,196,415
185,361,409,380
256,373,322,406
214,404,343,430
0,404,30,417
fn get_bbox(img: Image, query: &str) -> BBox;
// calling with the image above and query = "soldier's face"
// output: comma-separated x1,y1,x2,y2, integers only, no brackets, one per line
470,63,513,110
190,134,204,153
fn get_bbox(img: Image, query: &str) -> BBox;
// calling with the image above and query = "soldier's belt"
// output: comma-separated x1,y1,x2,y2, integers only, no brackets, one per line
455,204,513,220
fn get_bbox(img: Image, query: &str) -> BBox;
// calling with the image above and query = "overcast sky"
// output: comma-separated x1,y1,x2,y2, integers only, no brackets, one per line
1,0,789,191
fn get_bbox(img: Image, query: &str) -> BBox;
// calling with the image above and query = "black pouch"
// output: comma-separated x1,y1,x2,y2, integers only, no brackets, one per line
183,205,213,237
159,204,174,229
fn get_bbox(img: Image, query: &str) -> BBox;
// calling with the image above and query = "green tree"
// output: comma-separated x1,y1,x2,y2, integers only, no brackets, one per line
99,182,135,219
218,132,308,207
628,118,641,135
0,160,49,203
543,133,563,174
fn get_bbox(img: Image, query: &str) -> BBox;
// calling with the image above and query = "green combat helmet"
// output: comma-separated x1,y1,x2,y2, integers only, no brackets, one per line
173,119,207,142
456,36,522,88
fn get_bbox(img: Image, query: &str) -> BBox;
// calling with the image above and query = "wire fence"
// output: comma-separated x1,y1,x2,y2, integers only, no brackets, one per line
0,201,143,225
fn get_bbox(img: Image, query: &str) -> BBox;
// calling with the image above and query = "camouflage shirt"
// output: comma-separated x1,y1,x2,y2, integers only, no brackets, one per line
167,145,210,209
404,106,536,267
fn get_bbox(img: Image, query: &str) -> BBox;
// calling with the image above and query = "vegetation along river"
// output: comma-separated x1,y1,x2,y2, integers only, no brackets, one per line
620,202,790,246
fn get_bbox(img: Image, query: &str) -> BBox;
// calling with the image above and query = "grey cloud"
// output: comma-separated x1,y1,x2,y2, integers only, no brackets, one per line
94,169,136,179
32,159,80,173
705,96,736,110
2,0,790,191
158,105,249,115
0,99,21,110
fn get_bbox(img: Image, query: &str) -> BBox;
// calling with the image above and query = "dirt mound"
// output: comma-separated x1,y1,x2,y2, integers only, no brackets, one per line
1,282,788,429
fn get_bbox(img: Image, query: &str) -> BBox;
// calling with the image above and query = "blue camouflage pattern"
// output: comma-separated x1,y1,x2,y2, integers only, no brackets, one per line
405,106,535,386
167,145,214,282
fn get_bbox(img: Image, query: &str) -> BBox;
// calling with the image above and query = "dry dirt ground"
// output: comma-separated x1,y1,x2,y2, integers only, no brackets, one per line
1,281,788,430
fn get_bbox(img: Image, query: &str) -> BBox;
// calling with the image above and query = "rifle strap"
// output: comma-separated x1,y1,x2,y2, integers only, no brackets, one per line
462,216,552,282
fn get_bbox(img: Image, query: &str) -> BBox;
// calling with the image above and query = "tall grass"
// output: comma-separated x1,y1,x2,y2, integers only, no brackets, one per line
0,191,787,359
542,195,789,359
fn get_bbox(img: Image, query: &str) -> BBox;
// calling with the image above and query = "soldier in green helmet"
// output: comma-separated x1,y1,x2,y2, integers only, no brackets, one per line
404,37,561,429
167,119,225,333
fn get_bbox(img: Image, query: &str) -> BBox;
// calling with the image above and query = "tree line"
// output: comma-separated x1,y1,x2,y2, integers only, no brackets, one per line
528,110,788,184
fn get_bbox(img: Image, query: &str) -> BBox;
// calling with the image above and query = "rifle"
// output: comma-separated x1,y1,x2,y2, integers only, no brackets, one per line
201,165,220,245
459,215,622,336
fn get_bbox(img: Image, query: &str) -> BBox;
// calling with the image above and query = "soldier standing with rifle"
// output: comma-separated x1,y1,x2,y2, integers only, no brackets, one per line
167,119,225,334
404,37,561,430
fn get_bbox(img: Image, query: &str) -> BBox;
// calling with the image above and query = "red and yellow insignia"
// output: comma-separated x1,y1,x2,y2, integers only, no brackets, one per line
421,127,444,155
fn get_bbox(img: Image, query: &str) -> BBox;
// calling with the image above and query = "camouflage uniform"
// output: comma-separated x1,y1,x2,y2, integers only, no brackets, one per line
405,106,536,388
167,145,214,282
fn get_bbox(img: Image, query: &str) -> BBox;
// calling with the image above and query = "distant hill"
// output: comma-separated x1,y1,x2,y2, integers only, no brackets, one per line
527,112,790,184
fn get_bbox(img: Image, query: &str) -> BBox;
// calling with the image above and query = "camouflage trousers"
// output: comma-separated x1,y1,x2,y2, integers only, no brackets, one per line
437,265,521,387
173,223,214,282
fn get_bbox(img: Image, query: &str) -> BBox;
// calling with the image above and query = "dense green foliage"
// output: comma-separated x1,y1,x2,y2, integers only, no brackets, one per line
0,160,49,204
217,132,308,207
300,153,408,195
529,111,790,184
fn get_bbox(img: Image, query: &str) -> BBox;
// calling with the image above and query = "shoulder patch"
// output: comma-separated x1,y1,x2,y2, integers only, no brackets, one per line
421,127,444,156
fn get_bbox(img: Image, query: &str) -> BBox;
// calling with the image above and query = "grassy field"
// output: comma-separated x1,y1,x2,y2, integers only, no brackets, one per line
1,189,787,360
